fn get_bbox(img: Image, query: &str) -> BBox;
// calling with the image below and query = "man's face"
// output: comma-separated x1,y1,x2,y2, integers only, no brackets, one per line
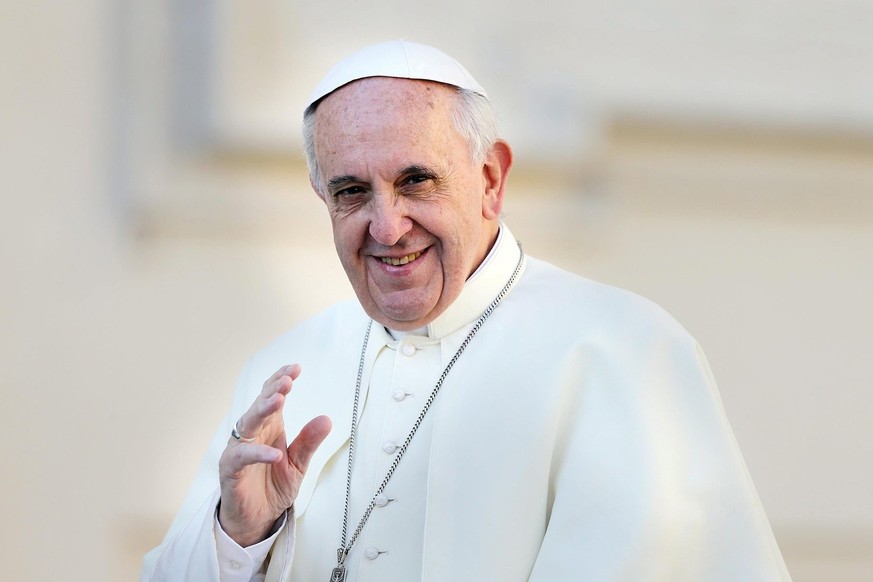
312,77,506,330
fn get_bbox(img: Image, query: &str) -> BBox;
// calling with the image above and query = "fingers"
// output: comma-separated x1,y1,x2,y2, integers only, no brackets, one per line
262,363,301,393
287,415,332,474
220,415,331,483
234,364,302,440
221,442,283,478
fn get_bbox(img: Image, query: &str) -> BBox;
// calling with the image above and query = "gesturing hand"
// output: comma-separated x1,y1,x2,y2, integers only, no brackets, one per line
218,364,332,547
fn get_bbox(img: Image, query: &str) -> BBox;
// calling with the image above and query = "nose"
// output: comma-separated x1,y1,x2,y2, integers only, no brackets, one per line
368,195,412,246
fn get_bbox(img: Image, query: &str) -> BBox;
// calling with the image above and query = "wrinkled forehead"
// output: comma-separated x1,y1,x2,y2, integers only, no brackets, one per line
312,78,467,175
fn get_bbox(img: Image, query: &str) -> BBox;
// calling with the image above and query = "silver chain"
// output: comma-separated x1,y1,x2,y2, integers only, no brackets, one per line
336,245,525,568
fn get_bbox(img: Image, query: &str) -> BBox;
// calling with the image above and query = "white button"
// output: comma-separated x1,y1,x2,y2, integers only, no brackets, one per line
382,441,397,454
364,547,384,560
391,389,408,401
401,344,416,357
228,560,242,570
374,493,389,507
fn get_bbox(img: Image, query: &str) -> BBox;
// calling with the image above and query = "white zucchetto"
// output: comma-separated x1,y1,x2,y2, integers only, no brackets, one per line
305,40,488,112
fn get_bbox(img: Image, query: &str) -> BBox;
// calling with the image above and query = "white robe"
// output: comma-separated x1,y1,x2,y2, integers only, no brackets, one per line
142,226,791,581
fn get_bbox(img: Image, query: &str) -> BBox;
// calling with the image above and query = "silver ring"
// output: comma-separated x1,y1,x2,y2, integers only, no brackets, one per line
231,419,256,443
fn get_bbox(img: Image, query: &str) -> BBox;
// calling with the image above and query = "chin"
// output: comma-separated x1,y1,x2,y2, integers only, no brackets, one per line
369,304,433,330
366,292,438,326
379,310,427,329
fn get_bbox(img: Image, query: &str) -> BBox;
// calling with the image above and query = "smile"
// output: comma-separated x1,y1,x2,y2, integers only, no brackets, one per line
380,251,423,266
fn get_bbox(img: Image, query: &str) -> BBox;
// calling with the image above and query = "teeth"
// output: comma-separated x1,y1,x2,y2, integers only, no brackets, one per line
381,251,422,266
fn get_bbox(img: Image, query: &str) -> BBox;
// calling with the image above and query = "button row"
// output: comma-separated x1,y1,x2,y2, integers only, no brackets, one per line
366,340,418,567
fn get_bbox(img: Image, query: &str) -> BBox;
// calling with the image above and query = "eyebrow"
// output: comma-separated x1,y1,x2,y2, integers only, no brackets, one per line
399,165,437,179
326,175,360,191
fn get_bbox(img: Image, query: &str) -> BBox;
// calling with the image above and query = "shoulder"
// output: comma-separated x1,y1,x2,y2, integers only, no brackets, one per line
240,299,369,385
272,300,369,346
510,255,695,348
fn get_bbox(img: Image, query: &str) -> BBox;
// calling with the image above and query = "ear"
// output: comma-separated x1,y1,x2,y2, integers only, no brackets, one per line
481,140,513,220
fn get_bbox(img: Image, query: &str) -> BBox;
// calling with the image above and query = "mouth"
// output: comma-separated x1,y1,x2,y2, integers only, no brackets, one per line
379,250,423,266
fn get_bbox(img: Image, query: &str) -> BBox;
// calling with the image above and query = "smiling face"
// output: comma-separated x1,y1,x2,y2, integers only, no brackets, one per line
311,77,511,330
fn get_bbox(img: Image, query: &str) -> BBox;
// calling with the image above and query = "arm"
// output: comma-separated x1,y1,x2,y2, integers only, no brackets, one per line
527,341,791,581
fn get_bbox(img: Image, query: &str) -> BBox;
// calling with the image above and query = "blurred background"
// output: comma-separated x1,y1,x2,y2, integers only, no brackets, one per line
2,1,872,580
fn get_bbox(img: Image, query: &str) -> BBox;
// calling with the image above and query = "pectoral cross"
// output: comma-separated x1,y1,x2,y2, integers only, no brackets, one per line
331,548,348,581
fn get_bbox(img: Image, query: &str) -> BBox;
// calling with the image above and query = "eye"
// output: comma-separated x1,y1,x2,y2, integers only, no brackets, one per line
402,172,435,187
334,185,366,197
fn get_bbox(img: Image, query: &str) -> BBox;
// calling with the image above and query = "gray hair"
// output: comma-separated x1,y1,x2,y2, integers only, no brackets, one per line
303,87,499,193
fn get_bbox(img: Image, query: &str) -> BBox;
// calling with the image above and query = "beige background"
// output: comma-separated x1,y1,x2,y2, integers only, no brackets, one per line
1,1,871,580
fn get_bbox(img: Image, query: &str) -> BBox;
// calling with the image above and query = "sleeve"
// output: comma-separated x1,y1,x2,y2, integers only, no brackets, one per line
215,511,288,582
140,487,224,582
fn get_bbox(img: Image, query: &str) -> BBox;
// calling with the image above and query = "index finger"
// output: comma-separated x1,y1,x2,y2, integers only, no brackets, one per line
261,363,302,394
232,364,302,442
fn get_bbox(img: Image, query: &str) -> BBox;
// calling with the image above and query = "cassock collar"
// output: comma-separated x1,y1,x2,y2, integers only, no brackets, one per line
411,222,522,340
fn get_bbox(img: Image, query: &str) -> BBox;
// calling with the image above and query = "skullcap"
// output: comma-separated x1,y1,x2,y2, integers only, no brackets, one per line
305,40,488,113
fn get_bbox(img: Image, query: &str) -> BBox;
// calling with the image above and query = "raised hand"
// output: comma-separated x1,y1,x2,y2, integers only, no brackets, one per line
217,364,332,547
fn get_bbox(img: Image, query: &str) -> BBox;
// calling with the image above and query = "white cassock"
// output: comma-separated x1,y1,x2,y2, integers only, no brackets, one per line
142,225,792,581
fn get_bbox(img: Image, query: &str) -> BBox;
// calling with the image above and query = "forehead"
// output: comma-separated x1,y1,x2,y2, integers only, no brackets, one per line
313,78,460,152
318,76,456,116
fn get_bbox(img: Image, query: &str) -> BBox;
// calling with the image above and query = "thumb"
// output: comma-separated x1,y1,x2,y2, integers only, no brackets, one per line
287,415,332,473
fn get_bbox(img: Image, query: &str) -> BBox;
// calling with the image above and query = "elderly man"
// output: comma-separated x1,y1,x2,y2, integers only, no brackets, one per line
142,41,791,581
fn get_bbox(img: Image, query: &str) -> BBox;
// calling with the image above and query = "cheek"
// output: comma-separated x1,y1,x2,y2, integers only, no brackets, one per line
331,227,358,270
330,214,359,248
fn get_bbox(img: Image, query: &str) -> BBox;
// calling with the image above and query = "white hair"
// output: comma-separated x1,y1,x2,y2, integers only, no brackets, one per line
303,86,499,192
